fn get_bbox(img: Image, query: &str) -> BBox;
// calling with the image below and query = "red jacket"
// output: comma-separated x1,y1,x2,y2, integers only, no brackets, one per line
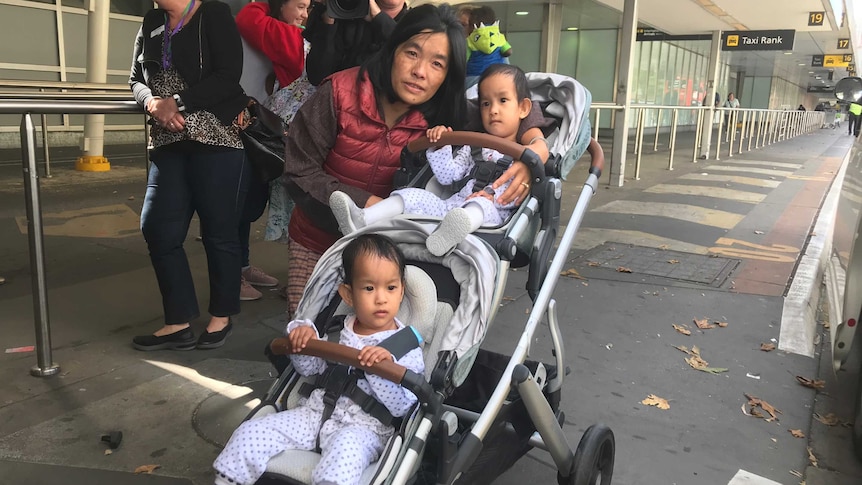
289,67,428,253
235,2,304,88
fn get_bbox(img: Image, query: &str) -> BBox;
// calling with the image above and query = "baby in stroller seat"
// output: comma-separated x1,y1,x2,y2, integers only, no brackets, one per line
213,234,424,485
330,64,550,256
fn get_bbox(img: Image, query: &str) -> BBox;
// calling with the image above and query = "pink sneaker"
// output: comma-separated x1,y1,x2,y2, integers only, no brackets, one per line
242,266,279,287
240,277,262,301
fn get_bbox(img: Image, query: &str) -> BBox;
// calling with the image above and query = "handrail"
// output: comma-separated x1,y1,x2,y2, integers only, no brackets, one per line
0,93,135,101
4,98,145,378
0,80,129,91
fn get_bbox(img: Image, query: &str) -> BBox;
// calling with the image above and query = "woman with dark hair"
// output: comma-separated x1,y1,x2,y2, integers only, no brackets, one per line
280,3,467,316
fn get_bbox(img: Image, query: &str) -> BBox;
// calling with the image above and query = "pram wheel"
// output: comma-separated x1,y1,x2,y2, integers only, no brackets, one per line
561,423,614,485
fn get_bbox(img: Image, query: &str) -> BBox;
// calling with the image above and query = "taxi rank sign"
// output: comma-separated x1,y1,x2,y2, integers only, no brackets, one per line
721,30,796,51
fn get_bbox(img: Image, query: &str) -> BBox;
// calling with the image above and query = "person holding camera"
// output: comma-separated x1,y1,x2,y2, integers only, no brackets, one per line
303,0,408,86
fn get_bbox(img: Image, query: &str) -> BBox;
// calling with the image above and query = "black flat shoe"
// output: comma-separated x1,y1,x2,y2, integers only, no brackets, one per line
132,327,196,351
197,321,233,350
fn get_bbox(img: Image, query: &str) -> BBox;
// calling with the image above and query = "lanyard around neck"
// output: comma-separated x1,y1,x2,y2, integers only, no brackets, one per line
162,0,195,70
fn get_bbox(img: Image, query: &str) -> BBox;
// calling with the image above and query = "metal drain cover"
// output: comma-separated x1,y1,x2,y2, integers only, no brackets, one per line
576,243,738,287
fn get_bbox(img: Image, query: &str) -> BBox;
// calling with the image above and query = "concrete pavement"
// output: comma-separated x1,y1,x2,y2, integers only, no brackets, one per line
1,126,861,484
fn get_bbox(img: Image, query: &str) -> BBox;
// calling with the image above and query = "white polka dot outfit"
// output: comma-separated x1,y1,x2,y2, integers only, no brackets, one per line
213,316,424,485
393,145,516,226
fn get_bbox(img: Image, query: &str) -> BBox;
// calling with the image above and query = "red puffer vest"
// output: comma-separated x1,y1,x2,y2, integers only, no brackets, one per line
289,67,429,253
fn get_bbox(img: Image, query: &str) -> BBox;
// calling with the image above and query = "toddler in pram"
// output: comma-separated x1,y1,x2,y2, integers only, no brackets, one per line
330,64,550,257
214,234,425,485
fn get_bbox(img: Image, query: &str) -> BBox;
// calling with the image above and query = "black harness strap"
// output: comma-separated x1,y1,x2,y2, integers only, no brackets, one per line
297,327,423,452
440,150,514,194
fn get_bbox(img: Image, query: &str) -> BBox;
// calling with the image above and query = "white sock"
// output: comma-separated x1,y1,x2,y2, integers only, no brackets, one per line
364,195,405,225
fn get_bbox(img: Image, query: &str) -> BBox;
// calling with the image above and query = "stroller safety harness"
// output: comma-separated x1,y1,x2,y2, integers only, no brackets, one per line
439,147,514,194
298,326,424,449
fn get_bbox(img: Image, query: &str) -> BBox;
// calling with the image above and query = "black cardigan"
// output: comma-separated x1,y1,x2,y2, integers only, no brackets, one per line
129,0,247,126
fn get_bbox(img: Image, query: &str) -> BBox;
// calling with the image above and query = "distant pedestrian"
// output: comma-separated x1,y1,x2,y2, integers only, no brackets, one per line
797,104,806,111
848,102,862,137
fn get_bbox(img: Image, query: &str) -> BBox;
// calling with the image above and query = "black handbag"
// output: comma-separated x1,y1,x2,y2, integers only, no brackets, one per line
238,98,286,182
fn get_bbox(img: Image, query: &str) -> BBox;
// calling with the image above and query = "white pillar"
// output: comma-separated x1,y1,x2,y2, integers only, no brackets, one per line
609,0,637,187
699,30,722,159
76,0,110,172
540,1,563,73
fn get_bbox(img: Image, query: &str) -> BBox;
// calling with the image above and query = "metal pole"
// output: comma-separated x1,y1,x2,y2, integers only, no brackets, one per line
693,109,703,163
668,109,678,170
21,114,59,378
653,108,661,151
715,111,723,160
738,110,746,155
634,107,643,155
593,109,600,140
728,110,736,158
635,108,645,180
747,111,756,151
38,89,51,178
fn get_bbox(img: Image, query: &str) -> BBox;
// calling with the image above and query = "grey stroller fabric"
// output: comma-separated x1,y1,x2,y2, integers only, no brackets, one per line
466,72,593,180
293,218,498,377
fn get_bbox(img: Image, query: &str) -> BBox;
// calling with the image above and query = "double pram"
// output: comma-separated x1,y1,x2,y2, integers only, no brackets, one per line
240,73,614,485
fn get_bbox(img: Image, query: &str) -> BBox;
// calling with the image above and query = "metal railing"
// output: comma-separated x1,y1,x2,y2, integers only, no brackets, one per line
613,105,824,181
1,98,141,377
0,80,137,177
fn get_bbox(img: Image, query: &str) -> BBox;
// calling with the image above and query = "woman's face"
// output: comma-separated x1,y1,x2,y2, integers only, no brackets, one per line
390,32,450,107
279,0,310,27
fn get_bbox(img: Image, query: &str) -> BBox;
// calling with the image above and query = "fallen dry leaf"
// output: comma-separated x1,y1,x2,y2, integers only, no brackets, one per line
673,324,691,336
813,412,840,426
789,429,805,438
617,266,632,273
714,321,728,327
807,446,818,467
760,343,776,352
795,376,825,390
667,259,679,264
501,296,516,302
581,281,589,287
694,318,715,329
560,268,585,280
134,464,161,474
587,261,601,267
641,394,670,410
686,354,709,370
104,449,113,455
744,394,782,422
789,470,803,478
674,345,691,354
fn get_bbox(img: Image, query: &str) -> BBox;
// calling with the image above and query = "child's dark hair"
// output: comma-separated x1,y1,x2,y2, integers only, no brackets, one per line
342,234,406,285
478,63,530,102
268,0,289,18
469,5,497,28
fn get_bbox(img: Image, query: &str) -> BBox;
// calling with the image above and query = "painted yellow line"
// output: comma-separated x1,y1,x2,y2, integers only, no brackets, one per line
645,184,765,203
703,165,794,177
786,175,832,181
593,200,744,229
15,204,140,239
679,173,781,188
719,160,802,169
571,228,708,254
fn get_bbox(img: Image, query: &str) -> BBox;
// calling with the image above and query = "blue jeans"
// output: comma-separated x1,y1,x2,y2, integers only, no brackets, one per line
141,144,248,324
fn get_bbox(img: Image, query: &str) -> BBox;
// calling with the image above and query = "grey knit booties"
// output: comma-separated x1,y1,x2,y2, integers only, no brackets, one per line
329,191,365,235
426,207,473,256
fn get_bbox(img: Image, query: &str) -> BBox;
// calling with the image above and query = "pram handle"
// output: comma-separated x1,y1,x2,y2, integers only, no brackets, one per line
406,131,547,193
268,337,434,402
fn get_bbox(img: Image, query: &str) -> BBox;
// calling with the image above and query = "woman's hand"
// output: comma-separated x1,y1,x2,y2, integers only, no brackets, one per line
365,0,381,21
426,125,451,143
288,325,318,353
147,96,183,131
492,161,531,205
358,345,393,367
